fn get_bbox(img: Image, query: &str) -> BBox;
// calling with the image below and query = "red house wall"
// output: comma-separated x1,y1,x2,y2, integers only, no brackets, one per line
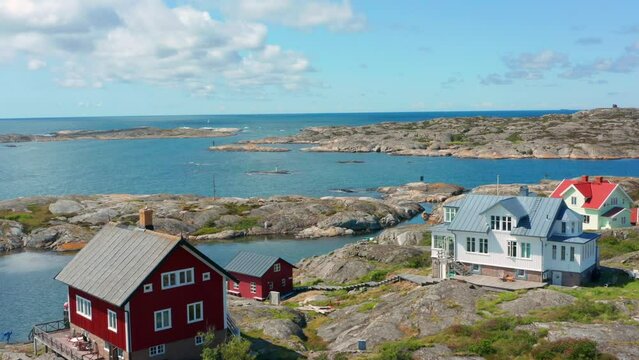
68,287,127,350
128,245,226,352
228,259,294,299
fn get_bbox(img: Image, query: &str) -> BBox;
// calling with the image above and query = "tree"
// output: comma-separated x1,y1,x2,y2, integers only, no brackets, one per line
201,330,255,360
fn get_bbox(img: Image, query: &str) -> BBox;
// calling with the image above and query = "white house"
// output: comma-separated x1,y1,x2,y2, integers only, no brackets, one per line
431,194,599,286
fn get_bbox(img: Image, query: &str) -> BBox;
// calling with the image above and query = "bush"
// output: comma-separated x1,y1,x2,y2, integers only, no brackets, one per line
533,299,621,322
404,253,432,268
468,339,496,356
201,332,255,360
374,338,426,360
532,338,599,360
361,269,391,282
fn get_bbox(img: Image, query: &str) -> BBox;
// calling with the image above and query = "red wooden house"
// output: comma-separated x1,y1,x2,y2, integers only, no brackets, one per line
225,252,296,300
54,210,238,360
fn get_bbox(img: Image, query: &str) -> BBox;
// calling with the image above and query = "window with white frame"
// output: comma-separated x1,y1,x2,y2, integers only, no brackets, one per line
233,282,239,290
149,344,165,357
479,238,488,254
107,309,117,332
143,283,153,293
520,242,531,259
154,309,172,331
281,278,286,287
202,272,211,281
583,215,590,224
195,336,204,346
516,269,526,278
471,264,480,273
76,295,92,320
187,302,203,324
444,207,457,222
161,268,194,289
561,246,566,261
116,348,124,360
274,263,281,272
250,282,257,294
570,222,575,233
622,216,627,225
466,237,476,252
552,245,557,260
507,241,517,257
490,216,501,230
570,247,575,262
433,235,445,249
104,342,111,352
571,196,577,205
502,216,513,231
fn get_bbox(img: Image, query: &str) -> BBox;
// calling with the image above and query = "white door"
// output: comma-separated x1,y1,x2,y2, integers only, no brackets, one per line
552,271,562,286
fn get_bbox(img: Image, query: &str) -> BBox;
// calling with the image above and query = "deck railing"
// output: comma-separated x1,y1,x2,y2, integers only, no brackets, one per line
32,320,86,360
226,312,241,337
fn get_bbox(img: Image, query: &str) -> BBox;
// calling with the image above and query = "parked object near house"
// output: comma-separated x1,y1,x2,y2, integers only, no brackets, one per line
550,176,633,230
38,208,238,360
431,194,600,287
225,251,296,300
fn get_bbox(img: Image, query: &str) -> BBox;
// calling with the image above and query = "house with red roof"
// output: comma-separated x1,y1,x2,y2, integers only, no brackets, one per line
550,176,632,230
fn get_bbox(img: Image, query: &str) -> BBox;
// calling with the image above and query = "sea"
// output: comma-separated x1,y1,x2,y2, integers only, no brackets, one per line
1,110,639,341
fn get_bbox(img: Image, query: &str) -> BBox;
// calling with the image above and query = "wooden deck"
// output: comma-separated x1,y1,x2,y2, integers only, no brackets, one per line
397,274,442,286
33,325,104,360
454,274,548,291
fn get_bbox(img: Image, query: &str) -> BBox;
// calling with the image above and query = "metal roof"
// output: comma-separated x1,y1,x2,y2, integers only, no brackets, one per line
548,232,600,244
480,197,528,219
225,251,295,278
55,223,235,306
447,194,565,237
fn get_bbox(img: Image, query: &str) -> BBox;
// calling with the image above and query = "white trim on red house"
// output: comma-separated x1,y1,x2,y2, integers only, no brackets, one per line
124,302,131,353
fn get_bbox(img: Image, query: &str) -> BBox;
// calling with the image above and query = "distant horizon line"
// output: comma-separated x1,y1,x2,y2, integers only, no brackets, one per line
0,108,584,121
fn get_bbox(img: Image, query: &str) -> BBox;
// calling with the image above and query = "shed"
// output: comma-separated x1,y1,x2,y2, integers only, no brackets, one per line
225,251,296,300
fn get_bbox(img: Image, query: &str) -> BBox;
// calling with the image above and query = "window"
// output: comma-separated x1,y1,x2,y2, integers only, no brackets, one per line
250,282,257,294
233,282,239,290
612,197,618,205
584,215,590,224
274,263,281,272
433,235,446,249
149,344,165,357
561,222,566,234
104,342,111,352
471,264,480,273
154,309,171,331
268,281,274,290
143,283,153,293
281,278,286,287
516,269,526,279
444,207,457,222
202,272,211,281
479,238,488,254
107,309,117,332
161,268,194,289
507,241,517,257
491,216,501,230
187,302,203,324
570,222,575,233
76,295,92,320
570,247,575,262
561,246,566,261
466,237,476,253
521,242,531,259
195,336,204,346
622,216,627,225
571,196,577,205
552,245,557,260
502,216,512,231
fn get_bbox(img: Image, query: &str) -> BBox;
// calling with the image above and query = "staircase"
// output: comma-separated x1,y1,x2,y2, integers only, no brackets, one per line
226,312,240,337
450,261,471,276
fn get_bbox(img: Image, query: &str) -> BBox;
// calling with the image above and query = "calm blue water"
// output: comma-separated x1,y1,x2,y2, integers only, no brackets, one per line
1,110,638,200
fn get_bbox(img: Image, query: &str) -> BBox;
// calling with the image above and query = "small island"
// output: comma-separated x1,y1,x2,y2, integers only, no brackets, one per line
0,126,240,143
241,108,639,160
209,143,290,152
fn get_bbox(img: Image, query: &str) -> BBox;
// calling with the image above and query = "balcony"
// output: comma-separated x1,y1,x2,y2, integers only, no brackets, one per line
31,320,104,360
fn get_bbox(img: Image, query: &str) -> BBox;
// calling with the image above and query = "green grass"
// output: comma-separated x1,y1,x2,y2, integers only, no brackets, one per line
0,204,54,232
531,338,615,360
505,132,523,143
192,226,222,236
449,133,466,143
476,290,523,316
231,217,260,231
598,232,639,260
420,231,431,246
530,299,622,323
266,308,298,321
373,338,429,360
403,253,432,269
224,203,258,215
357,301,378,313
359,269,391,282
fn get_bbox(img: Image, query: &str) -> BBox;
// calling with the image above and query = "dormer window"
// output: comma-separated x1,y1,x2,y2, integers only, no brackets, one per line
444,207,457,223
561,222,566,234
570,196,577,205
490,216,512,231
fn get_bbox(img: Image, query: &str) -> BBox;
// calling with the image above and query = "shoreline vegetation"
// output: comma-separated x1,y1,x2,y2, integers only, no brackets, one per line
238,107,639,160
0,126,239,143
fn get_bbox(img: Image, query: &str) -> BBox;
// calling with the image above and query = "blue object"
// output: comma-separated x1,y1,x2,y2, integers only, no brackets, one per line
3,331,12,342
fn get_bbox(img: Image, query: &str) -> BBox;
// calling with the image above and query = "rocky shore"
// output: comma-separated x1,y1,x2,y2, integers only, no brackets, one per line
209,143,290,152
241,108,639,159
0,126,239,143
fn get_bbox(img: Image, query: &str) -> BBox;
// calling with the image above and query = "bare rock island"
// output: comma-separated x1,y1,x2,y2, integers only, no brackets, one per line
243,107,639,159
0,126,240,143
209,143,290,152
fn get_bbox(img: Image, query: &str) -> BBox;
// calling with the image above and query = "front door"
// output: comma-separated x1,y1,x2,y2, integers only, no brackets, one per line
552,271,562,286
447,237,455,258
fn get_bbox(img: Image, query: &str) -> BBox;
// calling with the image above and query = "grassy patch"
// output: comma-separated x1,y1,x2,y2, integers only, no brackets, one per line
403,253,432,269
266,308,297,321
373,338,429,360
303,315,329,351
420,231,431,246
0,204,54,232
476,290,523,315
357,301,378,313
505,132,523,143
529,299,622,323
449,133,466,144
231,217,260,231
598,232,639,260
224,203,258,215
531,338,614,360
359,269,391,282
192,226,222,236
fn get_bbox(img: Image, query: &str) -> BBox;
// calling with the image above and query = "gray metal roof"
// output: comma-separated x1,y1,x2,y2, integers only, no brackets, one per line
447,194,565,237
444,198,466,208
480,197,528,219
430,223,453,235
225,251,294,278
549,232,600,244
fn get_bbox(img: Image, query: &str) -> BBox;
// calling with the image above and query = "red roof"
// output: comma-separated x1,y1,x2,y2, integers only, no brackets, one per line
550,177,618,209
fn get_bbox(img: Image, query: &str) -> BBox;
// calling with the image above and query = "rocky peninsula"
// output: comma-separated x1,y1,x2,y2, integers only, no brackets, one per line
209,143,290,152
0,126,239,143
241,107,639,159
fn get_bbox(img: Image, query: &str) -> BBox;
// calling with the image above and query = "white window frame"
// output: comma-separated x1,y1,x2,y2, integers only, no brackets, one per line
202,272,211,281
233,281,240,290
516,269,526,279
149,344,166,357
520,242,531,259
195,335,204,346
583,215,590,224
76,295,92,320
561,245,566,261
491,215,501,230
507,241,517,258
552,245,557,260
161,268,195,290
471,264,481,273
107,309,117,333
250,282,257,294
268,281,273,290
104,342,111,352
187,301,204,324
143,283,153,293
502,216,512,231
154,309,172,331
479,238,488,254
466,237,476,253
570,246,575,262
274,263,281,272
571,196,577,205
444,207,457,222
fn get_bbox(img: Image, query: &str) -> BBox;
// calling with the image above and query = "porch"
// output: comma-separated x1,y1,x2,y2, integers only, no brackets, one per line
454,274,548,291
31,320,105,360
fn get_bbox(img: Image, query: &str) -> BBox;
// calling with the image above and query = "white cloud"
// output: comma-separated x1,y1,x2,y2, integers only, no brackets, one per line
27,58,46,70
0,0,313,94
217,0,366,31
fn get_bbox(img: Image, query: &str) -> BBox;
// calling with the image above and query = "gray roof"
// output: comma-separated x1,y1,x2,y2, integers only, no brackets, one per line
549,232,600,244
444,198,466,208
447,194,565,238
430,223,453,235
225,251,295,278
55,223,234,306
480,197,528,219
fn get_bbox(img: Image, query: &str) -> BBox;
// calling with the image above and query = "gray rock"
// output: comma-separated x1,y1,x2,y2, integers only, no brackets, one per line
255,319,305,340
153,217,196,235
48,199,84,216
413,344,484,360
69,208,118,225
377,224,430,246
0,220,24,252
214,214,242,227
24,224,93,250
498,289,576,316
317,211,381,232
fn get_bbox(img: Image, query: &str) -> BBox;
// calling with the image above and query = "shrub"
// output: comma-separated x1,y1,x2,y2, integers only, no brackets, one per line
361,269,391,282
201,332,255,360
506,132,523,143
532,338,599,360
468,339,496,356
533,299,620,322
404,253,432,268
231,217,260,231
374,338,426,360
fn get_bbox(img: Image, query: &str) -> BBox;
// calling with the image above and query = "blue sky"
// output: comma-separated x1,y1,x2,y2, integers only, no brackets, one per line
0,0,638,118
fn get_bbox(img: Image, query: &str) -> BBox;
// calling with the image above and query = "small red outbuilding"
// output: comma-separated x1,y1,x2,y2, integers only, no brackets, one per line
225,252,296,300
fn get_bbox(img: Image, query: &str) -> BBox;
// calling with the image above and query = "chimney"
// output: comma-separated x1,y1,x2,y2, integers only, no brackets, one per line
580,175,589,183
519,185,530,197
595,176,604,184
139,208,154,230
